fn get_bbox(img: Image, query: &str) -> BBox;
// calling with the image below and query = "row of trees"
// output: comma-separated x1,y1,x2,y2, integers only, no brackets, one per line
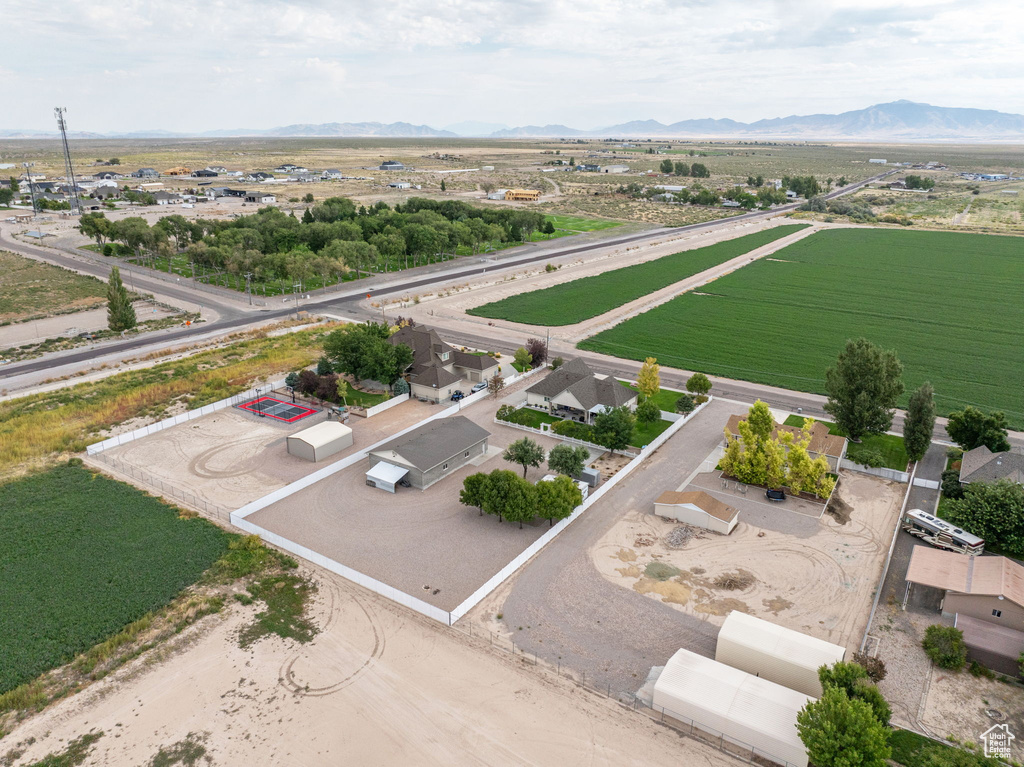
322,322,412,392
658,159,711,177
80,196,548,286
720,401,837,498
618,182,788,210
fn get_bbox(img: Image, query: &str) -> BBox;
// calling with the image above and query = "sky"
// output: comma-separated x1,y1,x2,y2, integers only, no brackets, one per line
3,0,1023,133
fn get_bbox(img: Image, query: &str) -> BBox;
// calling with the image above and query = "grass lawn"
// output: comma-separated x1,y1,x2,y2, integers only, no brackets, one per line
783,415,908,471
581,228,1024,429
0,463,230,693
0,250,108,324
507,407,562,429
511,361,531,373
345,389,390,408
888,729,998,767
544,214,624,232
468,224,808,326
630,418,673,448
619,381,686,413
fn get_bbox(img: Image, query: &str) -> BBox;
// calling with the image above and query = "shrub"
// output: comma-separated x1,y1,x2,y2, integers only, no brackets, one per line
316,356,334,375
635,399,660,425
102,243,114,256
551,419,596,442
853,448,886,469
550,357,564,369
284,371,300,389
923,625,967,670
941,469,965,499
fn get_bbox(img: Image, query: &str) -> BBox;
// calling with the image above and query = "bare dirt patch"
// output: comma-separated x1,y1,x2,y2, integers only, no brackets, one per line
592,471,904,651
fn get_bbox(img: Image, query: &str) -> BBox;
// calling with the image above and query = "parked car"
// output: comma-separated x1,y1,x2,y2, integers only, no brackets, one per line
765,489,786,502
450,390,465,402
77,331,97,340
471,381,487,393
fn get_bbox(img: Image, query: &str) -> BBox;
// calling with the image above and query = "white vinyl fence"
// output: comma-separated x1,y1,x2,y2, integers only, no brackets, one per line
364,391,409,417
839,458,910,483
86,377,288,456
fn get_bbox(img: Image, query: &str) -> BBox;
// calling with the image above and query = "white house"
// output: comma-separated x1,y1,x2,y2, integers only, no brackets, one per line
524,358,637,424
653,490,738,535
244,191,276,204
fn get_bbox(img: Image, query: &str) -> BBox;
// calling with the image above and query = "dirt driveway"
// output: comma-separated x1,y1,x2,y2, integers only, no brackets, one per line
592,471,905,652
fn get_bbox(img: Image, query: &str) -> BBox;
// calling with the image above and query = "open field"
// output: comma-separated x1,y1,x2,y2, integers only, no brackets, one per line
545,214,623,232
0,250,107,325
581,227,1024,427
468,224,809,325
592,470,903,651
0,463,229,693
782,414,908,471
0,324,324,479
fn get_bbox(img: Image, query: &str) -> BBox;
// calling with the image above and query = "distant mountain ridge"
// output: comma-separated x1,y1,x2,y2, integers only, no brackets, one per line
2,102,1022,140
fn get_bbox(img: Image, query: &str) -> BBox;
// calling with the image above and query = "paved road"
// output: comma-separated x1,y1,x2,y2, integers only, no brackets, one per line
498,399,737,695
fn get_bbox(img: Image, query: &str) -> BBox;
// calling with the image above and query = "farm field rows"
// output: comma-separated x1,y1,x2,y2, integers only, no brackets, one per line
580,228,1024,427
0,463,230,693
467,223,809,326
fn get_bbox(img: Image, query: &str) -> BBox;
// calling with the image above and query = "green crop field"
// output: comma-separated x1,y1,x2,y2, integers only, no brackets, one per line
580,228,1024,427
0,464,230,693
467,224,809,326
544,214,623,232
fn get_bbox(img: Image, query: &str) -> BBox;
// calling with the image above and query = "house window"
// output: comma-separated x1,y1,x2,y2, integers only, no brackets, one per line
992,609,1002,618
442,463,449,471
465,451,470,458
544,397,550,402
441,352,450,361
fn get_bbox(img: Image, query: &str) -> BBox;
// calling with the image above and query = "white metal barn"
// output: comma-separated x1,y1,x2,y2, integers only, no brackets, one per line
715,611,846,697
286,421,353,463
654,649,813,767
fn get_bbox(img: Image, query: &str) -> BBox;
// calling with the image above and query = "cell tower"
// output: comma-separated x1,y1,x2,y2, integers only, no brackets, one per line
54,107,82,215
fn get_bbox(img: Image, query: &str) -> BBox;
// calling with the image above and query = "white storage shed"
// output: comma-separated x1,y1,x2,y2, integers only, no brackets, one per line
365,461,409,494
286,421,353,463
654,649,812,767
715,611,846,697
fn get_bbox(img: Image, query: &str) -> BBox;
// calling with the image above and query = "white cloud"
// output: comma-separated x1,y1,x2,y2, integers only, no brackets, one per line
2,0,1022,132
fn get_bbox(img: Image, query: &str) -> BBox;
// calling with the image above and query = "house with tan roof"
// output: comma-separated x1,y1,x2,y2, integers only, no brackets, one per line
959,445,1024,487
724,414,847,472
525,358,637,424
388,324,499,403
904,546,1024,674
654,490,738,534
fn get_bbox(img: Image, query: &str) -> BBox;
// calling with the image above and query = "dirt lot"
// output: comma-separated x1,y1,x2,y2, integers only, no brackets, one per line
2,568,738,767
94,398,437,512
922,661,1024,752
246,392,566,611
591,471,905,651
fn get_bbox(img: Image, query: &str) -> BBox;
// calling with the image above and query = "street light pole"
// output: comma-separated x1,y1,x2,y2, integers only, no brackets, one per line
244,272,253,305
292,282,302,317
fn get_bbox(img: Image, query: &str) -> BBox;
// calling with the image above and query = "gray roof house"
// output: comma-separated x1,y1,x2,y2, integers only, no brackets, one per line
380,160,405,171
366,416,490,491
960,446,1024,486
525,357,637,423
132,168,158,178
389,325,499,402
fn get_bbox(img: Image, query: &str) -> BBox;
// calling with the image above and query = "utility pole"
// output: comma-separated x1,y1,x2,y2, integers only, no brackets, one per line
54,108,82,216
244,272,253,305
22,163,38,216
292,282,302,317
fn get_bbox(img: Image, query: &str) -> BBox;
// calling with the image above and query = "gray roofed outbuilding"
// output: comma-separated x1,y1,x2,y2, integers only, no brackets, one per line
371,416,490,473
959,446,1024,485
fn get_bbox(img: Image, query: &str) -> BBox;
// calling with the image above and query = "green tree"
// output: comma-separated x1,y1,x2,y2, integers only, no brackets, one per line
675,393,695,414
513,347,533,370
482,469,535,527
635,399,660,425
335,377,349,406
316,356,334,376
303,193,314,203
659,158,674,174
503,437,545,478
106,265,137,332
946,406,1011,453
818,662,891,726
636,357,660,402
685,372,712,397
547,444,589,477
945,480,1024,556
0,187,14,206
525,338,548,366
284,371,300,389
690,163,710,178
594,406,636,454
323,322,413,391
536,475,582,526
903,381,936,463
746,399,775,442
922,625,968,670
823,338,904,442
674,161,690,176
78,211,112,246
460,472,489,516
796,687,891,767
440,178,446,192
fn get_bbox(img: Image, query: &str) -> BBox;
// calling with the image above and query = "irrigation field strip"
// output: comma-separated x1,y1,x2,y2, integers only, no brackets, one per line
233,374,708,626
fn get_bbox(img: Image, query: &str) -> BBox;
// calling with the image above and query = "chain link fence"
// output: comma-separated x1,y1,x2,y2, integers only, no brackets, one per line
90,452,232,524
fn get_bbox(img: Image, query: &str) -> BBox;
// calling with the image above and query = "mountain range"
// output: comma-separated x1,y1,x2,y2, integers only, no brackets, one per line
2,101,1022,141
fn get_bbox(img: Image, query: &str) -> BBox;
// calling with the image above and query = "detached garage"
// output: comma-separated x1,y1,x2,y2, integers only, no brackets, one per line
286,421,353,463
654,490,739,535
716,611,846,698
654,649,813,767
